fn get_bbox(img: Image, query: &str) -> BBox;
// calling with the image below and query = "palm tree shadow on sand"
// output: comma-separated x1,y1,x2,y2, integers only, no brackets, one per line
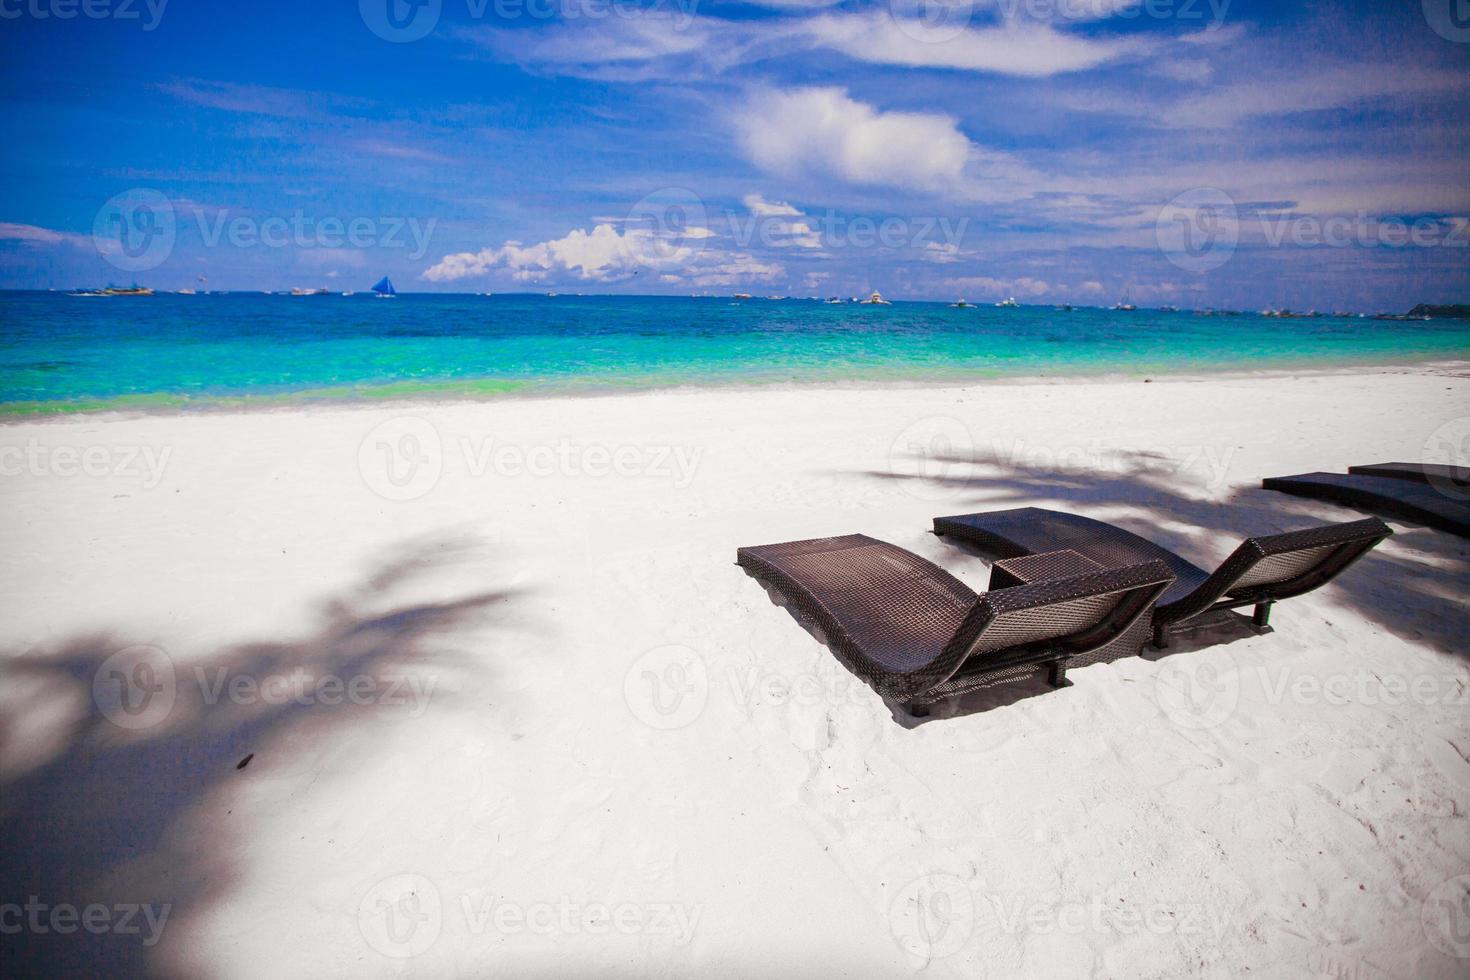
0,532,531,978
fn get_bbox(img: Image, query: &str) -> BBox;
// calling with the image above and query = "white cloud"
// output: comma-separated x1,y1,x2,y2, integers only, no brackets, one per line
424,224,645,282
353,139,452,164
465,6,1152,80
743,194,803,218
735,88,975,194
423,221,782,286
922,242,969,264
804,12,1148,77
463,16,738,82
1160,65,1470,130
0,222,93,249
739,194,823,248
684,252,786,287
157,79,366,119
945,275,1051,297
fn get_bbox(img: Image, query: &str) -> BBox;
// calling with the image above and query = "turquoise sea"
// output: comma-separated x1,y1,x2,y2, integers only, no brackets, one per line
1,292,1467,415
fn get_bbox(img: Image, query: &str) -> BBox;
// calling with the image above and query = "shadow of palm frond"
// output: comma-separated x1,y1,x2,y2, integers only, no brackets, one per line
0,533,529,978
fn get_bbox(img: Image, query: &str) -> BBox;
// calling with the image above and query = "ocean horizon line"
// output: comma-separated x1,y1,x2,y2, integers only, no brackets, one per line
10,288,1465,318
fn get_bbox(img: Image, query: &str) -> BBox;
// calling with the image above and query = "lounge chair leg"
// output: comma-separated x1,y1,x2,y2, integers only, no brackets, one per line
1152,624,1170,650
1252,602,1273,629
1047,661,1072,688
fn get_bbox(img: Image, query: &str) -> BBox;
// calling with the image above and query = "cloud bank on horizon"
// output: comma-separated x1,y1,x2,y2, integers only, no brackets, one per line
1,0,1467,309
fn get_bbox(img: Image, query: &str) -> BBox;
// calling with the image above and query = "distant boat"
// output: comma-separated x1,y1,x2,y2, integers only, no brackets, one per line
291,287,330,296
733,293,753,300
1112,301,1137,311
825,297,843,304
859,291,891,305
372,276,396,298
950,299,972,308
996,296,1020,308
341,291,355,297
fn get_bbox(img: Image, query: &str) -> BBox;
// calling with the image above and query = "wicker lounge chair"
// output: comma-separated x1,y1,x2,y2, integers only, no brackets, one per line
932,508,1391,649
737,534,1173,715
1263,471,1470,538
1346,461,1470,486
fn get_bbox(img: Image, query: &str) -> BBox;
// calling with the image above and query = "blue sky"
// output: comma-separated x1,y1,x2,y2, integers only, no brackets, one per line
0,0,1467,308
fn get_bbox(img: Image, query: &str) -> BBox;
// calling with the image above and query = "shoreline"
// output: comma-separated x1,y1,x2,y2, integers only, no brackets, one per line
4,356,1468,423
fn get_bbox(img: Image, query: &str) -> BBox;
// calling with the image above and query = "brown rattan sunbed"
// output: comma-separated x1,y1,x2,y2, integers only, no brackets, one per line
737,534,1173,715
1346,461,1470,487
1263,471,1470,538
932,508,1391,649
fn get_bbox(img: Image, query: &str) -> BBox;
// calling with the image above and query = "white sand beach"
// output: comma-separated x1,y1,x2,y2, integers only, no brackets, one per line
2,365,1468,978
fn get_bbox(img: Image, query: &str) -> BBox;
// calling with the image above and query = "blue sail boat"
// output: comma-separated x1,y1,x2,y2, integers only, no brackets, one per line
372,276,396,298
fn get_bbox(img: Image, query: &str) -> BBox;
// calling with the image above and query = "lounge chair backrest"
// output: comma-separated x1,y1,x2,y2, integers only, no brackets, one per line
943,561,1174,671
1165,517,1391,621
961,593,1123,657
1227,543,1342,590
